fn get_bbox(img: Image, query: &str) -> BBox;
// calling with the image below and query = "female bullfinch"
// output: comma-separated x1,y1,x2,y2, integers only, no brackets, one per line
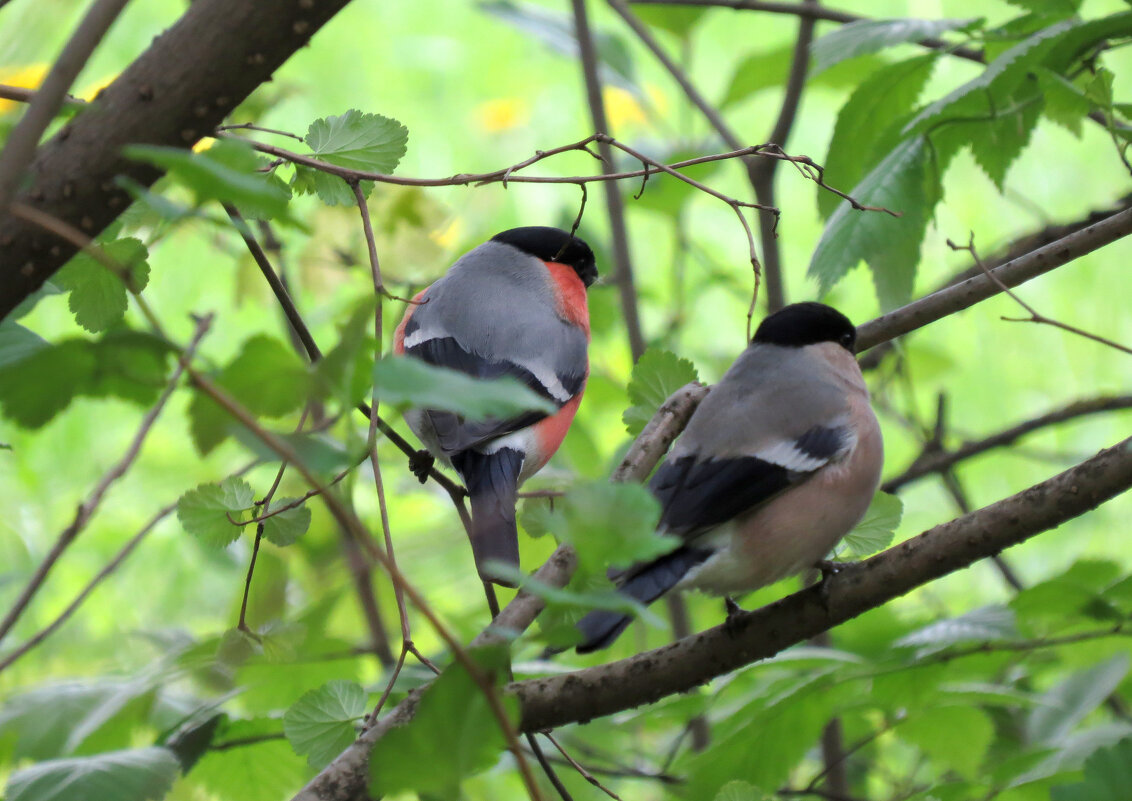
576,302,883,651
393,227,597,587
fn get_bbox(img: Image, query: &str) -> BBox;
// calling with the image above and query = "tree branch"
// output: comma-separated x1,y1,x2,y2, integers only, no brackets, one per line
512,436,1132,731
0,0,356,320
625,0,986,62
0,0,129,209
883,395,1132,493
855,207,1132,353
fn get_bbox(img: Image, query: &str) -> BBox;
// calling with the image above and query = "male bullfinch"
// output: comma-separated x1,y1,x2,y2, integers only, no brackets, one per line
393,226,597,587
575,302,883,651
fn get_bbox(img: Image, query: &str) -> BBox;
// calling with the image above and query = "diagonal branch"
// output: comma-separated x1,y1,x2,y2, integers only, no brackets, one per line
512,436,1132,731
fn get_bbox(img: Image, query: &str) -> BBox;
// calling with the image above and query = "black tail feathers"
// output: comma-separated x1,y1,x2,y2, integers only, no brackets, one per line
453,447,524,587
575,546,712,653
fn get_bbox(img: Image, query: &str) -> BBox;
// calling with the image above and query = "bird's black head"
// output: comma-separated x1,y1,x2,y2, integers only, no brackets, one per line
492,226,598,287
753,302,857,353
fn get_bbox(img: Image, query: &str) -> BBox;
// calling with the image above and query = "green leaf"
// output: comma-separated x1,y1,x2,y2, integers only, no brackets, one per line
305,109,408,173
622,348,700,435
632,5,707,38
370,649,517,797
188,334,310,455
5,747,179,801
967,85,1043,189
895,605,1017,651
0,340,95,427
1004,0,1081,16
901,706,994,777
812,17,979,72
1051,737,1132,801
904,19,1077,135
232,430,359,475
124,140,291,218
0,679,156,760
713,781,775,801
533,481,672,578
809,136,931,308
283,680,366,769
723,48,886,109
0,320,47,368
190,718,308,801
1036,67,1091,136
260,499,312,547
292,109,407,205
819,54,937,220
53,238,149,333
374,356,556,420
177,476,256,548
1026,653,1130,744
835,492,902,559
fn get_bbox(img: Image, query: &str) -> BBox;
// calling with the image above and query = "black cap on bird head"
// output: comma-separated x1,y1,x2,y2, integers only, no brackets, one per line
753,301,857,353
492,226,598,288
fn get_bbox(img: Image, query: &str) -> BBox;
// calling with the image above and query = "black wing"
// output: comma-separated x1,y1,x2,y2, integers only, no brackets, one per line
650,423,852,535
406,336,584,453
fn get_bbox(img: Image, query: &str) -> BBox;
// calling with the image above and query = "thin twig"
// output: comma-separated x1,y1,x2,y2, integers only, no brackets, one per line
544,732,624,800
0,0,130,209
217,122,305,142
948,234,1132,356
0,314,211,647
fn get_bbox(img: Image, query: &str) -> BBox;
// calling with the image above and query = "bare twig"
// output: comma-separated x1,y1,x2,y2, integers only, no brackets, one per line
0,83,86,108
855,207,1132,353
948,234,1132,356
544,732,623,800
0,314,211,647
0,0,130,209
883,394,1132,493
571,0,647,360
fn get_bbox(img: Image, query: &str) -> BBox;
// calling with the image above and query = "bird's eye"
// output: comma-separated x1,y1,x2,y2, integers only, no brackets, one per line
840,332,854,347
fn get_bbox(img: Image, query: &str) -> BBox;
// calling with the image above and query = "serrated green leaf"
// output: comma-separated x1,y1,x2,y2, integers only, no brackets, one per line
809,136,930,308
0,320,47,368
293,109,406,205
0,340,95,428
1026,653,1130,745
835,492,901,559
819,54,937,220
1036,67,1091,136
968,85,1043,189
622,348,699,436
283,680,366,769
177,476,255,548
53,238,149,333
812,17,979,72
124,140,291,218
5,747,179,801
369,648,517,797
1051,737,1132,801
905,19,1077,135
901,706,994,777
188,334,310,455
374,356,556,420
260,499,312,547
1004,0,1081,16
895,605,1017,651
190,718,308,801
536,481,672,578
0,332,173,428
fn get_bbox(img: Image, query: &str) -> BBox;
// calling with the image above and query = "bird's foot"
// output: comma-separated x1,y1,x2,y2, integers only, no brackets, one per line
408,449,434,484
